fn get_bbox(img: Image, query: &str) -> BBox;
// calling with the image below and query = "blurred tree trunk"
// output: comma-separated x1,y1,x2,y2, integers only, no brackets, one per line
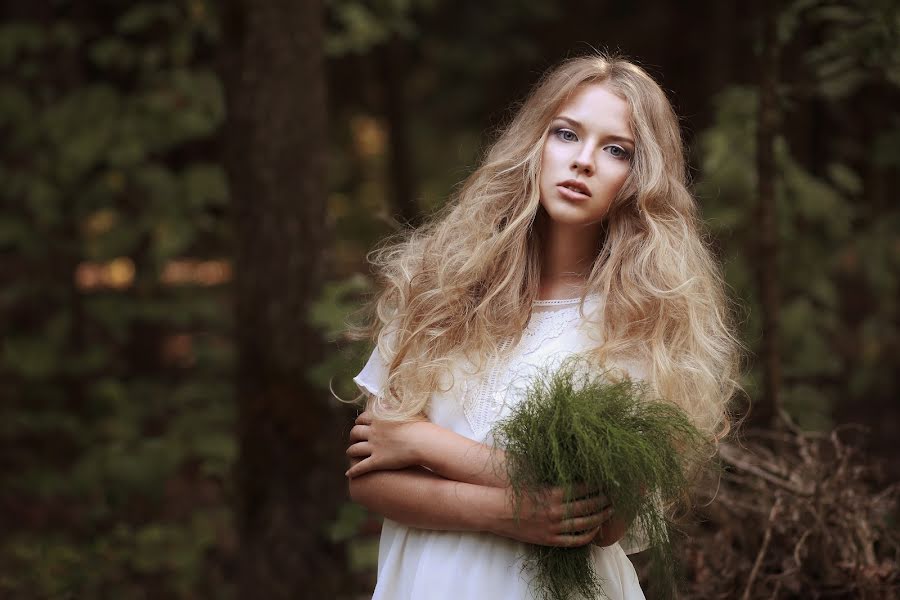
381,34,420,226
220,1,347,598
708,0,736,94
754,0,782,427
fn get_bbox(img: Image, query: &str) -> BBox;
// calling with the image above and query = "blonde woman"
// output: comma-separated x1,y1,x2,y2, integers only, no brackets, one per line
344,51,741,599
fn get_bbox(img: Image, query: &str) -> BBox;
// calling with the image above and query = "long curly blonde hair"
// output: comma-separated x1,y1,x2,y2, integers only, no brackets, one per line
347,51,743,441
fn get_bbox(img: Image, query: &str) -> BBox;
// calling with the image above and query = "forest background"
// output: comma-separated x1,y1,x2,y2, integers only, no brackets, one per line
1,0,897,598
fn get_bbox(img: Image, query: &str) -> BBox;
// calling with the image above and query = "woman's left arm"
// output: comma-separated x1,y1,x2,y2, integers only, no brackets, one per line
345,411,509,488
345,411,628,546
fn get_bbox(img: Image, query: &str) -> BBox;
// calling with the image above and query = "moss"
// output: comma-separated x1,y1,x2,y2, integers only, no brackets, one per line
492,354,711,600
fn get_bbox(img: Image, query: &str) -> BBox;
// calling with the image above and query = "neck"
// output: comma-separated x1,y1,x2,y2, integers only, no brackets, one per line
538,214,603,298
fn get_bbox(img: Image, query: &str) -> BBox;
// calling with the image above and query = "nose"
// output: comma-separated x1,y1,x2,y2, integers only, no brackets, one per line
571,146,595,176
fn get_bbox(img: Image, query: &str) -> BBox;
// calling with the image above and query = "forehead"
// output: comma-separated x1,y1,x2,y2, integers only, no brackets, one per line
554,83,632,135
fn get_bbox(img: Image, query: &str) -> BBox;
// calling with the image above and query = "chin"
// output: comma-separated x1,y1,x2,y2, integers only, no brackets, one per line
541,202,602,226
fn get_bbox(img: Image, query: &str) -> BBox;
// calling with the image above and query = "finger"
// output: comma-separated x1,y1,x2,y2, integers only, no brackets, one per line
569,482,604,501
345,457,374,478
556,507,615,535
550,492,607,518
345,441,372,458
355,411,373,425
566,494,611,517
554,525,601,547
348,424,371,443
556,509,611,535
553,483,601,502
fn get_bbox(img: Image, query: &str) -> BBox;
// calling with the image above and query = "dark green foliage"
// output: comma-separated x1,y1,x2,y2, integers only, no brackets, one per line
1,0,896,595
493,354,711,600
696,82,900,431
0,3,234,598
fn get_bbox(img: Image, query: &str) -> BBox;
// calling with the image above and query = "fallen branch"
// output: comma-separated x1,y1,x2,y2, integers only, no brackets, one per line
741,495,783,600
719,443,813,496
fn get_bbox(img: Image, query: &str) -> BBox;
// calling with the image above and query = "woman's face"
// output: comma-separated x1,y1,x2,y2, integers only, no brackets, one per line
538,83,634,227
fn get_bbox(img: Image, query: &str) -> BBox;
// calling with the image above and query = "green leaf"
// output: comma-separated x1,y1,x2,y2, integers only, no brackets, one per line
827,163,863,195
328,501,370,543
150,217,196,262
308,274,373,339
89,37,136,70
3,336,61,379
783,384,834,431
182,164,228,209
0,23,45,66
116,4,179,35
0,215,33,249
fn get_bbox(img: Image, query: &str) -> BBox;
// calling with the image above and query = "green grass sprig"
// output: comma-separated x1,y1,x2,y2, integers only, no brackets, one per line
491,353,711,600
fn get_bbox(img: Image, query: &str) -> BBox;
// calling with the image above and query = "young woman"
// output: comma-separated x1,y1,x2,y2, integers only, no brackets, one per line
344,51,741,599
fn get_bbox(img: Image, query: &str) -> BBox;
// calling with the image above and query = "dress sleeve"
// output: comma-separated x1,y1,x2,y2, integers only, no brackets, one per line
619,524,649,555
618,491,666,555
352,326,398,401
353,347,388,400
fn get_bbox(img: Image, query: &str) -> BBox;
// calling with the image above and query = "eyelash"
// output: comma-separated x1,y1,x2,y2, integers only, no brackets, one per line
551,127,632,160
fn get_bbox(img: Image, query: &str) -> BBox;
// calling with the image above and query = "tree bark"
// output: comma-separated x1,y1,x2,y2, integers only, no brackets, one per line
380,34,420,226
754,0,782,427
220,0,347,597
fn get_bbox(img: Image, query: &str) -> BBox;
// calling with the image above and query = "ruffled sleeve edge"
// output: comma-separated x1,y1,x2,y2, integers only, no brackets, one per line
353,373,381,399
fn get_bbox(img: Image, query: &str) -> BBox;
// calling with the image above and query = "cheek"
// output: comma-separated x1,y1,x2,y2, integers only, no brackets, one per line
540,150,558,187
544,141,570,166
593,165,630,207
540,146,553,170
615,168,630,189
604,161,631,190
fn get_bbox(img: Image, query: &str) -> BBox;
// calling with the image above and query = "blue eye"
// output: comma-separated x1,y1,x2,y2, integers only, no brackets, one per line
553,127,577,142
606,145,631,160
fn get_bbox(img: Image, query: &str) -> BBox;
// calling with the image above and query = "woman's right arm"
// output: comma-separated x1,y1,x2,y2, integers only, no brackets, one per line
346,413,509,488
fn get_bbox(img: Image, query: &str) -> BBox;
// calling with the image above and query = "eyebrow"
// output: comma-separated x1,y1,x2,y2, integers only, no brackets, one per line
553,115,635,147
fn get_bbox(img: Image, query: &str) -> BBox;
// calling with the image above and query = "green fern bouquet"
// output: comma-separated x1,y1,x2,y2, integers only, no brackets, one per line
491,353,711,600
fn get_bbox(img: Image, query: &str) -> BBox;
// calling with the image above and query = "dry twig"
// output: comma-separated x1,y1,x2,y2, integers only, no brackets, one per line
644,426,900,599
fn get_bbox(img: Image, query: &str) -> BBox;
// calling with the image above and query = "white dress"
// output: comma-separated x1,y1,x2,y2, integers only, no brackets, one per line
353,293,649,600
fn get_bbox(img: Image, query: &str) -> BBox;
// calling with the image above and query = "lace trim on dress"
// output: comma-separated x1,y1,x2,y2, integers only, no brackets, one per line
518,308,577,358
531,291,601,306
462,302,590,438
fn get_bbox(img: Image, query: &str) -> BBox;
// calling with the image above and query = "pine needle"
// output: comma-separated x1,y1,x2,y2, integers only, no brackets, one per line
492,354,711,600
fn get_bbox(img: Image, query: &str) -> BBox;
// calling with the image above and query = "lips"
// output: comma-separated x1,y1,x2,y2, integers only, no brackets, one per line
558,179,591,197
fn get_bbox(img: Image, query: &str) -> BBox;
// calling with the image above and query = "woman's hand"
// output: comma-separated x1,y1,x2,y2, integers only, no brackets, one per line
489,483,616,548
345,410,431,478
590,511,628,547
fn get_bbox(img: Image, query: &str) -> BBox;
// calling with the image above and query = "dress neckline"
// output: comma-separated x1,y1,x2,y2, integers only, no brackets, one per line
531,292,601,307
